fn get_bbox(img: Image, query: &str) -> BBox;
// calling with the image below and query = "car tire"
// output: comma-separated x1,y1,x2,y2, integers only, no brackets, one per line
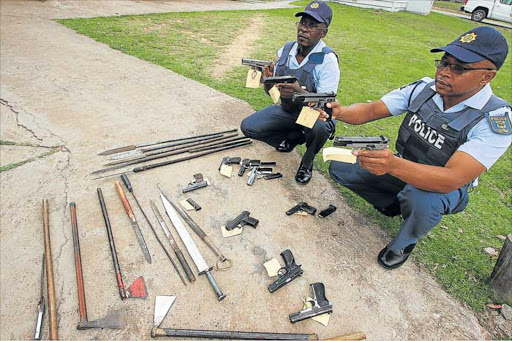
471,9,486,22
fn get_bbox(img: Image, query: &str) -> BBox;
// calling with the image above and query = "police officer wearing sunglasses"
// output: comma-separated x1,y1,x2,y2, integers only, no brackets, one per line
241,1,340,185
321,27,511,269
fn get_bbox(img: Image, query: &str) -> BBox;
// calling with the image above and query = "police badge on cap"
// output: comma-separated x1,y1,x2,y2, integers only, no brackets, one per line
295,1,334,27
431,26,509,70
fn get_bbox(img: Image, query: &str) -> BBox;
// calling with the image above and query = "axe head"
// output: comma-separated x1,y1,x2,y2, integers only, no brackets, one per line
126,276,148,299
77,308,125,329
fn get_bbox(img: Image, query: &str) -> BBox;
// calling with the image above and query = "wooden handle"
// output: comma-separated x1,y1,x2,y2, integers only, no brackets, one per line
115,181,134,219
43,199,59,340
325,332,366,340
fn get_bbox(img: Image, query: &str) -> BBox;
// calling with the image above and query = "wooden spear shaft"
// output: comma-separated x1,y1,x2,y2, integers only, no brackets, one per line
42,199,58,340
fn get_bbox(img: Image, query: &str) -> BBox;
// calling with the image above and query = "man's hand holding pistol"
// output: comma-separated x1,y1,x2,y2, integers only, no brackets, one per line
318,101,399,176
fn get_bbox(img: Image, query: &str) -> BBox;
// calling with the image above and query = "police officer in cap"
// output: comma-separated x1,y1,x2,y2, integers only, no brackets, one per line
320,26,511,269
241,1,340,185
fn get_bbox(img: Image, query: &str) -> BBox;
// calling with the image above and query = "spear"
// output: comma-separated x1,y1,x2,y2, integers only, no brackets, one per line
98,128,238,156
93,137,249,175
92,140,252,180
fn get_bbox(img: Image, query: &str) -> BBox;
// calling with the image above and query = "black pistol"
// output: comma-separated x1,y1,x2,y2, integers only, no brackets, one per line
333,135,390,150
182,173,208,193
268,249,303,293
292,91,337,120
286,202,317,216
219,156,241,171
263,75,297,87
225,211,259,231
289,282,333,323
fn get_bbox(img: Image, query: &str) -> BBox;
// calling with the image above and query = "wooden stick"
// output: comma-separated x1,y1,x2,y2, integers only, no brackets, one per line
325,332,366,340
43,199,58,340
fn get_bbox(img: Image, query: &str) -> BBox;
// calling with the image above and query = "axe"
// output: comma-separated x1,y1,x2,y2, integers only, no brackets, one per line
70,202,124,329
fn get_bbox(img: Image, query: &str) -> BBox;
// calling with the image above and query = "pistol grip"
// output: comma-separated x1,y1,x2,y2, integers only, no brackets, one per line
281,249,296,268
325,106,333,121
311,282,328,306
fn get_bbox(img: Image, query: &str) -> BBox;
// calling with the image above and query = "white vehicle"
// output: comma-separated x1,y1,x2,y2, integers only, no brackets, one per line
461,0,512,23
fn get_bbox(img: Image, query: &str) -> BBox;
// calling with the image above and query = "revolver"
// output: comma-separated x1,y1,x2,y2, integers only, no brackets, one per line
333,135,390,150
286,202,317,216
225,211,259,231
292,91,337,121
268,249,304,293
289,282,333,323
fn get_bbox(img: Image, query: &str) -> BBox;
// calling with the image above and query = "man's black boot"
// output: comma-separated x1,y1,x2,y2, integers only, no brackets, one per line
377,243,416,269
295,163,313,185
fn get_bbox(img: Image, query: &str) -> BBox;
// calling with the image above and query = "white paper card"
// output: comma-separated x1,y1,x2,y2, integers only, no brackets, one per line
296,106,320,129
263,258,281,277
179,199,195,211
221,225,243,238
246,69,261,88
220,164,233,177
322,147,357,164
269,85,281,104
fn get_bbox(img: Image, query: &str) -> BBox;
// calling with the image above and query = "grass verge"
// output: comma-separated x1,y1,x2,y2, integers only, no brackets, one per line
57,1,512,313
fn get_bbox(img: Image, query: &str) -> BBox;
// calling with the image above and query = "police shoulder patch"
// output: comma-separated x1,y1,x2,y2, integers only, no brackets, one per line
487,108,512,135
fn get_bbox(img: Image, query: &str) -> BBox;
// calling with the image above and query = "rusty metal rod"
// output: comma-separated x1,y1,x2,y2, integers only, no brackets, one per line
42,199,58,340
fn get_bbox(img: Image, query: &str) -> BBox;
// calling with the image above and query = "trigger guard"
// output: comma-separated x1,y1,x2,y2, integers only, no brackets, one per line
277,267,288,277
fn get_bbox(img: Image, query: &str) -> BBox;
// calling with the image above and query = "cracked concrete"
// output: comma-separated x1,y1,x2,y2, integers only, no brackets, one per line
0,0,490,340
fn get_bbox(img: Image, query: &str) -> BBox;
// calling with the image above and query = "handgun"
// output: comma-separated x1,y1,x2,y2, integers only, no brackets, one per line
286,202,317,216
238,159,276,177
268,249,304,293
333,135,390,150
225,211,259,231
182,173,208,193
247,167,274,186
263,75,297,87
289,282,333,323
241,58,274,72
219,156,241,171
292,91,337,120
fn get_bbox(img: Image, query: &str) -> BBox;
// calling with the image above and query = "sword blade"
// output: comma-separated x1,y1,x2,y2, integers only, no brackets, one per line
159,193,209,272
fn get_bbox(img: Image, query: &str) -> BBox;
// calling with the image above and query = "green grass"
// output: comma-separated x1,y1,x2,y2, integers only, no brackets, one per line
57,2,512,313
434,1,464,12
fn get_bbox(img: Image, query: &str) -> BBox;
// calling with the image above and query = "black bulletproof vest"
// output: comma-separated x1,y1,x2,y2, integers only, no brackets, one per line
275,41,337,113
396,81,510,167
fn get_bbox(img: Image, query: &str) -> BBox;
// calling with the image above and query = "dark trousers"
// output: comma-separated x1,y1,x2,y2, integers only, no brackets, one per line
240,104,334,169
329,161,469,250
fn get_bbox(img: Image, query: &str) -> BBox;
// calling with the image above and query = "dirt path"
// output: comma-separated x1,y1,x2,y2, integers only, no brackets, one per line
212,15,266,77
0,1,489,340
